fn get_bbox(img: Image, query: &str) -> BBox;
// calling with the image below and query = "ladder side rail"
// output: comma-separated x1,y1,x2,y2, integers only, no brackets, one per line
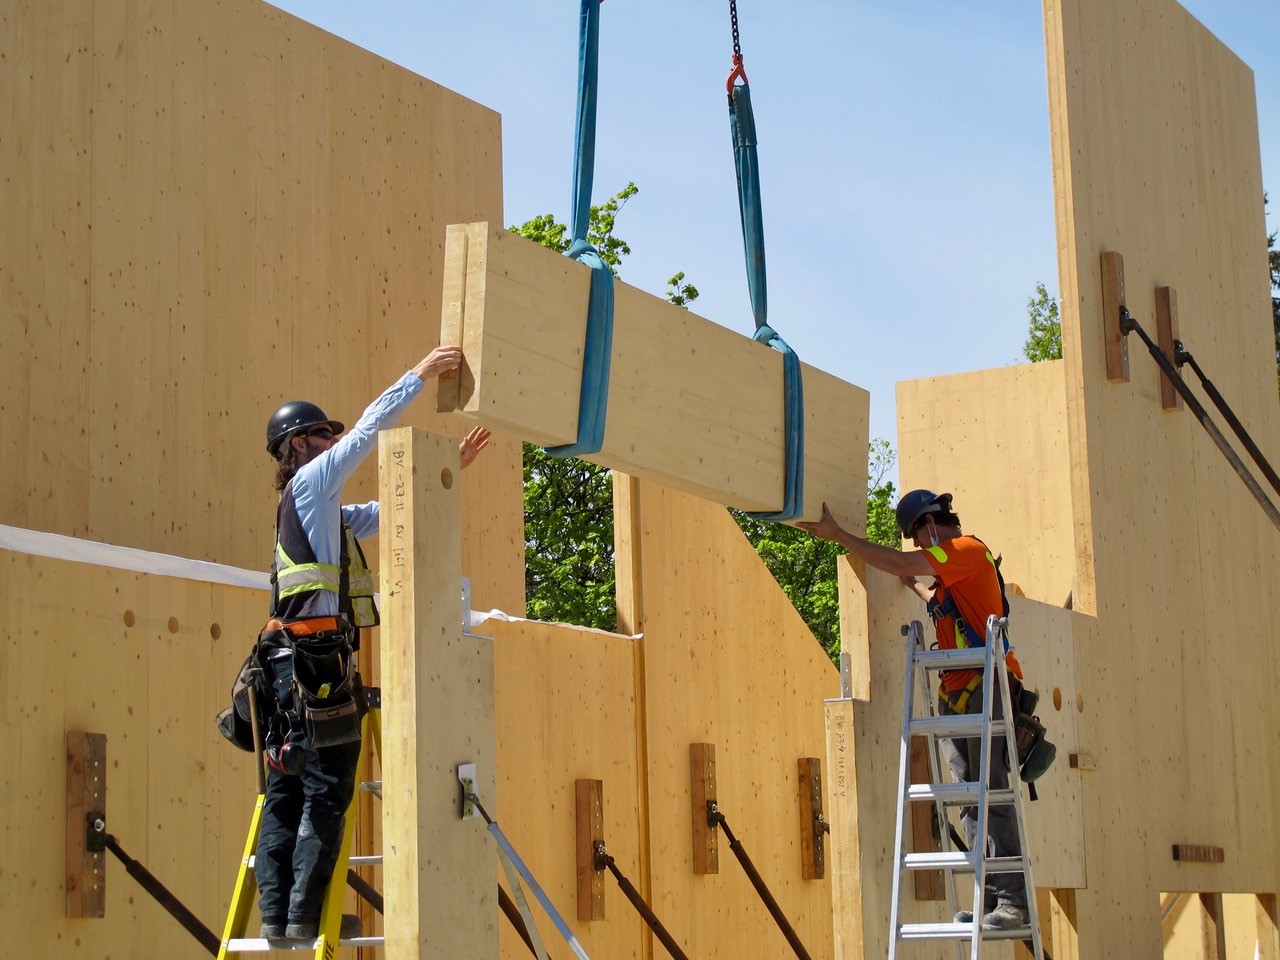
968,631,1000,960
888,621,924,960
919,640,966,960
990,617,1045,960
920,629,967,960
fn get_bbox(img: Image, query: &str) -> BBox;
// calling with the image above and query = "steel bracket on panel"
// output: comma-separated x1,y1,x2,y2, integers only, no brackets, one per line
575,779,606,921
67,732,107,918
690,743,719,874
1155,286,1183,411
457,763,481,820
1101,251,1130,383
797,757,828,880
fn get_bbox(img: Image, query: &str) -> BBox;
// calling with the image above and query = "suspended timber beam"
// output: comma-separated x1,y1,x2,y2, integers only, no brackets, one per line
437,222,869,524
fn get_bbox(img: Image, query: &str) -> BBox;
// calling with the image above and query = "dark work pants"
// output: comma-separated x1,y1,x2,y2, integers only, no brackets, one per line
938,680,1027,910
256,655,361,925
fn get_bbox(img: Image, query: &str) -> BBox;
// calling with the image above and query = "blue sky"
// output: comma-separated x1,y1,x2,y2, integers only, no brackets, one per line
269,1,1278,463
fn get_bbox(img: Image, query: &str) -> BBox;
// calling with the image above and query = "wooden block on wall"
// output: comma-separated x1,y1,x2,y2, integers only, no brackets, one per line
908,736,944,900
690,743,718,875
576,779,606,921
1068,752,1097,771
1172,844,1225,864
797,758,826,880
66,731,106,918
1101,251,1130,383
1155,286,1182,411
438,222,870,524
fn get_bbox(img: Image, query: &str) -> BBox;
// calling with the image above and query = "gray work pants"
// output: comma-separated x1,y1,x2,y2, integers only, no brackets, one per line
938,680,1027,910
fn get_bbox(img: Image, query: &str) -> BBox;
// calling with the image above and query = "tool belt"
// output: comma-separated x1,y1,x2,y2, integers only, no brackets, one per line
939,675,1057,787
259,616,366,750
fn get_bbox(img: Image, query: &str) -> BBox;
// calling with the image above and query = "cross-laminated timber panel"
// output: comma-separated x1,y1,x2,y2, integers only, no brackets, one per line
614,476,839,959
1044,0,1280,944
868,1,1280,954
437,222,870,525
0,0,519,595
898,360,1076,608
0,551,268,960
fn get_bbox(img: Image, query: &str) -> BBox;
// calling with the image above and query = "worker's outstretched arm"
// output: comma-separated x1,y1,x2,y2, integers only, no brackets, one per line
797,503,934,578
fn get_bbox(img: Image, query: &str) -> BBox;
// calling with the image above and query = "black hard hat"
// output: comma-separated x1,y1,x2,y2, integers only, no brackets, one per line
895,489,953,539
266,401,344,459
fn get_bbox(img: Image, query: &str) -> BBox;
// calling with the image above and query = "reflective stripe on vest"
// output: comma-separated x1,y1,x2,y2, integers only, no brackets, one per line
275,543,342,599
273,490,379,628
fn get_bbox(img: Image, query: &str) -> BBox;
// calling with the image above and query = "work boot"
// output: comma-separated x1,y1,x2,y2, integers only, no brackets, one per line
285,914,361,941
260,920,287,939
981,903,1028,930
285,919,319,940
953,910,974,924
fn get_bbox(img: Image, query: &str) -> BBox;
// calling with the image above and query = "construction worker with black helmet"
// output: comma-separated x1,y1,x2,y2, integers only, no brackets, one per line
255,345,490,941
799,490,1029,932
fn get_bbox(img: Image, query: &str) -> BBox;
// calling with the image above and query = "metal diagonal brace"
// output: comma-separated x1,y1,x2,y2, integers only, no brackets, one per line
1172,339,1280,498
592,842,691,960
1119,310,1280,532
459,768,593,960
706,802,813,960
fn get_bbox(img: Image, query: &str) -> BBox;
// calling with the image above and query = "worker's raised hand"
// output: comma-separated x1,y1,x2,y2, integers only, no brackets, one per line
796,503,846,543
413,345,464,381
458,426,491,470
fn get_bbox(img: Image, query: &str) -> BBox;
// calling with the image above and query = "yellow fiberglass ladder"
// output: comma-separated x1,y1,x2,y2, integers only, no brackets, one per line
216,689,384,959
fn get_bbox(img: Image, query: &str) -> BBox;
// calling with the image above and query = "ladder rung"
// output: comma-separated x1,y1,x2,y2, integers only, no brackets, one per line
898,922,1034,941
224,936,385,951
906,783,1015,805
975,855,1028,874
903,851,974,870
909,715,1006,738
246,853,382,869
903,852,1026,873
913,647,989,670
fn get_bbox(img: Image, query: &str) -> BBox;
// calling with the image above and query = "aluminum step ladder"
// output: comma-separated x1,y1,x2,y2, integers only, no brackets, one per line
887,617,1044,959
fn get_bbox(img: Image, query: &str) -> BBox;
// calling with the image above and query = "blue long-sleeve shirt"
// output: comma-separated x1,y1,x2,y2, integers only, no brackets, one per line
283,371,424,615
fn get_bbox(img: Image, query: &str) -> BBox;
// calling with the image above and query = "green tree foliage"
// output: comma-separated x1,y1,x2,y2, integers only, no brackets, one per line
665,271,700,308
514,182,638,270
521,444,616,628
1022,282,1062,363
865,438,900,547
